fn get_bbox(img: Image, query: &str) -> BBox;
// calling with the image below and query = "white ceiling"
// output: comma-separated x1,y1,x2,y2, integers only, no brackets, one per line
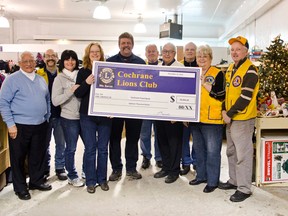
0,0,282,39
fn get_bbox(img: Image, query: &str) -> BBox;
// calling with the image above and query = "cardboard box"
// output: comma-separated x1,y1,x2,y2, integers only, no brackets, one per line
0,172,6,191
261,136,288,183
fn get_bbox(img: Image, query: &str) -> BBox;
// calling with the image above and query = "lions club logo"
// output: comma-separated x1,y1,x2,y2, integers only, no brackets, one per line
98,67,115,88
232,76,241,87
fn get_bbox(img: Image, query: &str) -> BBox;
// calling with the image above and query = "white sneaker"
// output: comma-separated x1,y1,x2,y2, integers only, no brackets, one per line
68,178,84,187
81,172,86,179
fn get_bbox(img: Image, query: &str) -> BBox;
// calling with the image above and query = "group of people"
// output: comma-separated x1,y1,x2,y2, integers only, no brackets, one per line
0,32,259,203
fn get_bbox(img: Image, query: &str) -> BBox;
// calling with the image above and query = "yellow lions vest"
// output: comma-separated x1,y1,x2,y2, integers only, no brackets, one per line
225,59,259,120
200,66,223,124
37,67,60,84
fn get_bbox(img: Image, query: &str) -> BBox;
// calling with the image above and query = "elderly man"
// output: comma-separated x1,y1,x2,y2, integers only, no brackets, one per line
140,44,162,169
219,36,259,202
180,42,198,67
0,51,51,200
107,32,146,181
179,41,198,175
37,49,67,181
153,42,184,184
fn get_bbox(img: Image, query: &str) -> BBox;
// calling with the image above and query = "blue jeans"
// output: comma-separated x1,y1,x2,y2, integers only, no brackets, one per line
80,114,112,186
45,117,66,171
190,123,223,187
140,120,161,161
60,117,81,180
182,125,196,166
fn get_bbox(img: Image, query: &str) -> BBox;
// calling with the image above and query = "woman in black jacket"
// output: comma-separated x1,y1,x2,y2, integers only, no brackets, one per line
74,43,112,194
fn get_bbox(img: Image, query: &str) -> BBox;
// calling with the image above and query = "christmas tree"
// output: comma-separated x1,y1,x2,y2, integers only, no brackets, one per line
258,35,288,99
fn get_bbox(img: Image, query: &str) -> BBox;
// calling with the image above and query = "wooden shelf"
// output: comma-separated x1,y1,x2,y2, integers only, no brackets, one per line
0,115,10,174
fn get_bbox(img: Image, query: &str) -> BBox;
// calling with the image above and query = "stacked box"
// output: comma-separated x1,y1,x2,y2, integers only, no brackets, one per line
261,136,288,183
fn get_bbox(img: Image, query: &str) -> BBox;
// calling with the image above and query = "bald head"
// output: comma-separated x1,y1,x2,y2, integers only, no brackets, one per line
145,44,159,64
43,49,58,72
184,42,197,63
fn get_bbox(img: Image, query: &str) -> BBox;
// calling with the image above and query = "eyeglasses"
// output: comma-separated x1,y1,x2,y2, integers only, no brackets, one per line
197,55,209,59
162,50,175,55
90,50,101,54
45,54,57,59
21,60,35,64
147,50,157,54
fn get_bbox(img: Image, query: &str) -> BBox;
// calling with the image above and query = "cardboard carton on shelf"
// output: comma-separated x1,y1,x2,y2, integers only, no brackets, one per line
261,135,288,183
0,172,6,191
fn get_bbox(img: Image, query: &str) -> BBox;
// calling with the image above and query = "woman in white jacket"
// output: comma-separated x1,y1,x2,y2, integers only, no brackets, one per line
52,50,84,187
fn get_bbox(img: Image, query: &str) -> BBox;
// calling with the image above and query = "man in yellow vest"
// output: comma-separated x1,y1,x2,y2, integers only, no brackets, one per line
219,36,259,202
37,49,67,181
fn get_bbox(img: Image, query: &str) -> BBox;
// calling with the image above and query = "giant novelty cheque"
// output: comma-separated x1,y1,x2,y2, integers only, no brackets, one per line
88,61,201,122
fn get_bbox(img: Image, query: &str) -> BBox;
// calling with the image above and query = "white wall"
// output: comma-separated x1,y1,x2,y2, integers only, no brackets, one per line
0,43,229,66
5,0,288,65
225,0,288,51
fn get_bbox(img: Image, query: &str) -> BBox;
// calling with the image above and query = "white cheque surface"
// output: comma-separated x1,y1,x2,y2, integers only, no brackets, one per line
92,89,197,121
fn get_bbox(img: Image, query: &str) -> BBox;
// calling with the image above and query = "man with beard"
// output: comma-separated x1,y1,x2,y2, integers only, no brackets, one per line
107,32,146,181
37,49,67,181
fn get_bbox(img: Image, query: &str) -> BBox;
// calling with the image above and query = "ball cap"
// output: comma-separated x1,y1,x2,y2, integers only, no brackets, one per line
228,36,249,49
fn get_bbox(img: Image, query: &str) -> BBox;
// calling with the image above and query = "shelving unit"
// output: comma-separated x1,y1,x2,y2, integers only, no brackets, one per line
0,115,10,190
255,117,288,186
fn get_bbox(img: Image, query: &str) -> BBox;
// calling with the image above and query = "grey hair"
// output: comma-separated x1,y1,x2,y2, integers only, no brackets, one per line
163,42,176,51
19,51,34,62
196,45,213,60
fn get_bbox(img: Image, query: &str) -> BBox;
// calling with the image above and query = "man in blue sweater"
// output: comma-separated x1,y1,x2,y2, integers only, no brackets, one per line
0,51,51,200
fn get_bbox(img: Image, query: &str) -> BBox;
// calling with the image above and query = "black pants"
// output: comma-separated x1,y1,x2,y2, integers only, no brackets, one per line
9,122,48,193
109,118,142,172
155,121,183,176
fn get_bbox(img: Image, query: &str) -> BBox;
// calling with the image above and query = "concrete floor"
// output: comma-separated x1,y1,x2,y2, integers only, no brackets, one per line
1,138,288,216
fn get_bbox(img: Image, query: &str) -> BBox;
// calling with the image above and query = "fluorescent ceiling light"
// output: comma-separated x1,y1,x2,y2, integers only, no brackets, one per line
0,16,9,28
134,15,146,33
93,1,111,20
0,6,9,28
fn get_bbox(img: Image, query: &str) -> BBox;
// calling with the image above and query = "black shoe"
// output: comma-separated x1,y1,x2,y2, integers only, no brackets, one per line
100,182,109,191
15,190,31,200
156,160,163,168
109,170,122,181
203,185,218,193
230,190,251,202
56,169,68,181
141,157,150,169
126,170,142,180
180,165,190,176
87,185,96,194
165,175,178,184
29,183,52,191
189,179,207,185
154,170,168,178
218,181,237,190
